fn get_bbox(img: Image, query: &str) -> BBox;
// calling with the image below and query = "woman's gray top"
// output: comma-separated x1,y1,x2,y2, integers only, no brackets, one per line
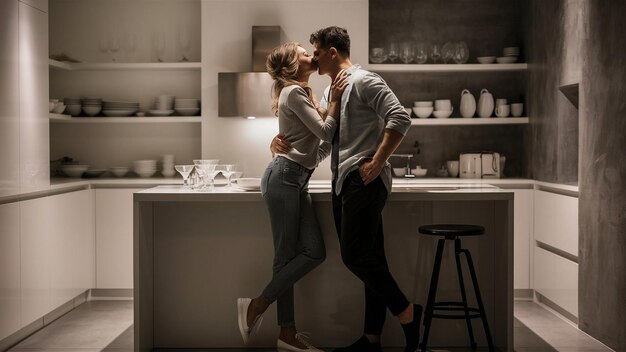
275,85,337,170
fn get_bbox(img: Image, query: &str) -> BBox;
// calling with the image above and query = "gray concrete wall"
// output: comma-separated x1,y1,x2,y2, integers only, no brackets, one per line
524,0,580,184
579,2,626,351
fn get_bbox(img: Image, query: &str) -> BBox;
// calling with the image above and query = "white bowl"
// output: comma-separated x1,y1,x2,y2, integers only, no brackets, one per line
476,56,496,64
135,169,157,178
83,106,101,116
235,177,261,189
53,104,66,114
432,110,453,119
110,167,129,177
412,106,433,119
496,56,518,64
412,168,428,177
404,107,412,116
66,104,82,117
413,101,433,107
61,164,89,178
393,167,407,177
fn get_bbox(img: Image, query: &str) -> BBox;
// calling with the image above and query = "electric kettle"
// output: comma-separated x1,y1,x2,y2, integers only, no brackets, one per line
459,151,501,178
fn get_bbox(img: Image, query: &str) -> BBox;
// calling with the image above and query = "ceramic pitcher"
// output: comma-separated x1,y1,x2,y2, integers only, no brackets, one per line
477,88,494,118
460,89,476,118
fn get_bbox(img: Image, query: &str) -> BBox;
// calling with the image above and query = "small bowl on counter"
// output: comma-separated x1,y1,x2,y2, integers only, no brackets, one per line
110,167,130,177
412,168,428,177
61,164,89,178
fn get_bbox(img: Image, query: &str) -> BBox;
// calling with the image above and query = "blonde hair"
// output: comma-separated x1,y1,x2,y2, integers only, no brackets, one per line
266,42,312,116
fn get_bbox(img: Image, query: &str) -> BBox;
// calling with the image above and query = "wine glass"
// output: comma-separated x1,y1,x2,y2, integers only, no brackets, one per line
429,43,442,63
178,26,190,62
221,164,239,188
387,42,399,63
153,32,166,62
399,42,414,64
175,165,195,188
453,41,470,64
109,38,120,62
98,37,109,61
415,42,428,64
442,41,455,64
369,47,388,64
123,33,137,62
193,159,218,190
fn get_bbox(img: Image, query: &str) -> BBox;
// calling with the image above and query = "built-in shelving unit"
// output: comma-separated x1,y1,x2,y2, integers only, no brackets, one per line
49,114,202,123
49,59,201,71
366,63,527,72
410,117,528,126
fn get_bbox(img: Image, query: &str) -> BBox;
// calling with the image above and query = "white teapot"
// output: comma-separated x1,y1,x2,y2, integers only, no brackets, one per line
460,89,476,118
477,88,494,118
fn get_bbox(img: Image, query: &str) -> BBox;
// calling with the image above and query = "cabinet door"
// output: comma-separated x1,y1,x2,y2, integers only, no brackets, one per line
534,190,578,257
513,190,532,290
19,1,49,193
96,189,141,288
21,190,94,325
0,0,20,197
0,203,21,340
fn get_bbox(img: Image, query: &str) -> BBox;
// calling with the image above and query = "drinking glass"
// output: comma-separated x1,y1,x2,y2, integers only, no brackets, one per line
415,42,428,64
429,43,442,63
387,42,399,63
123,33,137,62
175,165,195,188
178,26,190,62
453,41,469,64
399,42,414,64
369,47,388,64
109,38,120,62
98,37,109,61
193,159,219,190
153,32,166,62
442,41,455,63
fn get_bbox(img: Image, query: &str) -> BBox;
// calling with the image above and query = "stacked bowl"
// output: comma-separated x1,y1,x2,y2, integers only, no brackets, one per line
133,160,157,178
82,97,102,116
497,47,519,63
150,95,175,116
64,97,82,116
412,101,433,119
161,154,175,177
174,98,200,116
102,100,139,117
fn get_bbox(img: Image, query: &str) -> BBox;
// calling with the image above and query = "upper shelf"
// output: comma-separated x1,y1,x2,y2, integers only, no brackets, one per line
410,117,528,126
49,59,201,71
49,113,202,123
366,63,527,72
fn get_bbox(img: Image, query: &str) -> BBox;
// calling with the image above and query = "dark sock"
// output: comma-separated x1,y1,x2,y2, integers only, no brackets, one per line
401,304,423,352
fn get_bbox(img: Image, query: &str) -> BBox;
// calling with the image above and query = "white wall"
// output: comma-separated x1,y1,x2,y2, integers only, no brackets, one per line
201,0,368,179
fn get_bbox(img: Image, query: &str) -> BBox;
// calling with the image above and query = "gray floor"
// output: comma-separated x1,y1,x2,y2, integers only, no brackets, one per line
7,300,613,352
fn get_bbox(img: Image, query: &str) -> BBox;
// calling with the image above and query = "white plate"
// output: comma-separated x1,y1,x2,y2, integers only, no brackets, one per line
175,108,200,116
102,110,136,117
149,109,174,116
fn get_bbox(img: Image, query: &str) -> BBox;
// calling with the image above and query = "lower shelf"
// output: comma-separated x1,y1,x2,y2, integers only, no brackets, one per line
49,114,202,123
411,117,528,125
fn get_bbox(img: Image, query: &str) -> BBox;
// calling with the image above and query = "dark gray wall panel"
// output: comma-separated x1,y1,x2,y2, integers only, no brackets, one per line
524,0,580,184
579,1,626,351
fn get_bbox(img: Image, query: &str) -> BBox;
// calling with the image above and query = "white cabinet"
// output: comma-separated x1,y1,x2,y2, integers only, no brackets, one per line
534,247,578,317
19,0,49,193
513,189,532,290
0,203,21,340
534,190,578,256
95,189,141,288
0,0,20,197
20,190,94,325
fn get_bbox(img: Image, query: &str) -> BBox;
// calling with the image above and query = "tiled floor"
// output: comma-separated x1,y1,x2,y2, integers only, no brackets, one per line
7,300,613,352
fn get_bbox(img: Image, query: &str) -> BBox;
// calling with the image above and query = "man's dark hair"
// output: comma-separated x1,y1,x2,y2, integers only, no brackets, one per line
310,26,350,56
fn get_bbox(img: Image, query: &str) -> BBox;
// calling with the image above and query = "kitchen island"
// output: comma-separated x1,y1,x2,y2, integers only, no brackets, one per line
134,183,514,351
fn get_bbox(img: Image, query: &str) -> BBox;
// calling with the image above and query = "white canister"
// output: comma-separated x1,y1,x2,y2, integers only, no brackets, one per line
477,89,494,118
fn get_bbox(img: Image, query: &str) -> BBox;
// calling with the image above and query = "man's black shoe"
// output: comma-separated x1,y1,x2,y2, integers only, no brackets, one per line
333,335,382,352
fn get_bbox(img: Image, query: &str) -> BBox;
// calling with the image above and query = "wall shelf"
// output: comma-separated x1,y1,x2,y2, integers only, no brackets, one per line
410,117,529,126
49,59,201,71
366,63,527,72
49,114,202,123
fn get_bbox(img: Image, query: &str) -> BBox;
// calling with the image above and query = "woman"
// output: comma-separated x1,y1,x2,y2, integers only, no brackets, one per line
237,42,348,352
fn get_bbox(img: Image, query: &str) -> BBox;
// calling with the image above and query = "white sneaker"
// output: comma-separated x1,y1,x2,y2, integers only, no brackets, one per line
277,332,324,352
237,298,263,344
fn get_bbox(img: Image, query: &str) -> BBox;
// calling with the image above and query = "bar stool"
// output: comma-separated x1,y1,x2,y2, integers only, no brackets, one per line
419,224,494,352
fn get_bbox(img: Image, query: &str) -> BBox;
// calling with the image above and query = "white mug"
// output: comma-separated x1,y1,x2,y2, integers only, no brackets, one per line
446,160,459,177
495,104,510,117
511,103,524,117
434,99,452,111
495,98,508,108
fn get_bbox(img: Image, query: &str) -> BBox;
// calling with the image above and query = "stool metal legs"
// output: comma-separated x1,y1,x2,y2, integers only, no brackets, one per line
421,238,445,352
454,239,477,350
421,238,495,352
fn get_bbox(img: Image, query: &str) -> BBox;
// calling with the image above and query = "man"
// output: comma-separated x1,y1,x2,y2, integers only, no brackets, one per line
272,26,421,352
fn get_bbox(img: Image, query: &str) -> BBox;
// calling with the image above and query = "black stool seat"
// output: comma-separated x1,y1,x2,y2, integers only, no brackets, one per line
419,224,485,237
419,223,494,352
